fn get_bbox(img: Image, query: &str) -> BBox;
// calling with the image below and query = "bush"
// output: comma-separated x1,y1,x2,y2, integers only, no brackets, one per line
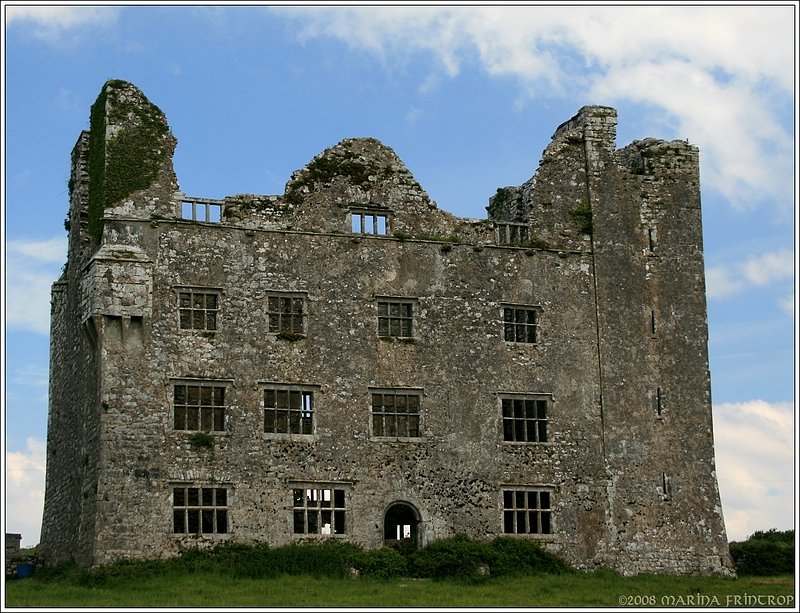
488,536,572,576
410,534,494,580
34,537,573,585
729,529,794,576
354,547,408,579
409,534,573,580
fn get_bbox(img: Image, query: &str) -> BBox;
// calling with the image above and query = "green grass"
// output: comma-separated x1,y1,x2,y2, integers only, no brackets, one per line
6,570,795,608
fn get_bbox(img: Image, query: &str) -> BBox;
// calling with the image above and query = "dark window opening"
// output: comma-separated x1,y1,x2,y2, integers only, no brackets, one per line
264,387,314,435
292,488,347,535
503,306,539,343
173,486,228,534
371,390,421,438
173,384,226,431
656,387,663,416
502,397,548,443
377,299,414,338
384,502,420,549
497,223,530,245
662,473,672,501
502,489,552,535
179,290,218,331
267,294,306,335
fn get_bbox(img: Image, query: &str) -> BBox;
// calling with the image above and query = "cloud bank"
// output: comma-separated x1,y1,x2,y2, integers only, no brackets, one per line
6,237,67,334
713,400,795,542
5,5,119,43
5,438,47,548
706,248,794,312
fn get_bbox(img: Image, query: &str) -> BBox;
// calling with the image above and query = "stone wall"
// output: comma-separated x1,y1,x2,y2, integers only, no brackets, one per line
41,80,734,576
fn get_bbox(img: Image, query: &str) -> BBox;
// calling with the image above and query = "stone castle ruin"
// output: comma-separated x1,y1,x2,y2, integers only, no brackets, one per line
41,79,734,575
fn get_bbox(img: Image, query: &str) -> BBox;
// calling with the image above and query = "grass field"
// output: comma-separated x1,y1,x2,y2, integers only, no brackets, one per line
5,570,795,608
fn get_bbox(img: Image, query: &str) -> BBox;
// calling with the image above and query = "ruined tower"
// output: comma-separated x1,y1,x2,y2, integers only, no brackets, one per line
41,80,733,575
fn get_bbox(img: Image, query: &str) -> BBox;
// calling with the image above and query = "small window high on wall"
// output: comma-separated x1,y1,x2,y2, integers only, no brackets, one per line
351,208,389,235
181,198,223,222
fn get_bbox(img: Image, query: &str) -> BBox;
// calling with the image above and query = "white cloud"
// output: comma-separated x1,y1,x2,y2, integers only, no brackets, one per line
741,249,795,286
6,237,67,334
278,5,794,212
705,266,744,300
5,5,118,43
713,400,794,542
706,248,794,306
777,294,794,317
5,438,47,548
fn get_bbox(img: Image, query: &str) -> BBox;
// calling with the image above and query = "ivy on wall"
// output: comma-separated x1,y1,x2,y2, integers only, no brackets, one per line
87,80,171,240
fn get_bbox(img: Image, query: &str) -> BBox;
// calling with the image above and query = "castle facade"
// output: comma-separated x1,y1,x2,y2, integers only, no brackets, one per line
41,80,733,575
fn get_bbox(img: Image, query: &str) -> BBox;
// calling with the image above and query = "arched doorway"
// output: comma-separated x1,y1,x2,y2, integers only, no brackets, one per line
383,502,420,549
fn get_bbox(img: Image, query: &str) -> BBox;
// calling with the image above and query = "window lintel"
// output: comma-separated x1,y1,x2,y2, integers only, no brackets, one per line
369,386,424,394
501,302,542,310
495,391,553,399
174,285,224,292
287,480,354,487
257,381,320,389
169,377,235,385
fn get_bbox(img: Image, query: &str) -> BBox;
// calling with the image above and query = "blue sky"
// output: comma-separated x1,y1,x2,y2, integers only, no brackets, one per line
2,2,797,548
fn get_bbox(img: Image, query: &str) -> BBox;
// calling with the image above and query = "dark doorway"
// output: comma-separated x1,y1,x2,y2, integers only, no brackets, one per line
383,502,420,549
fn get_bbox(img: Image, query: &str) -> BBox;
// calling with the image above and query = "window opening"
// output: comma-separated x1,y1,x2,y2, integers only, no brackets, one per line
371,390,421,438
179,289,219,331
181,199,222,223
650,310,657,336
173,383,226,431
503,305,539,343
172,486,228,534
502,489,552,534
501,396,548,443
662,473,672,501
648,228,655,252
377,299,414,338
267,293,306,335
655,387,663,417
292,488,347,535
351,209,389,235
383,502,420,549
264,387,314,435
497,223,530,245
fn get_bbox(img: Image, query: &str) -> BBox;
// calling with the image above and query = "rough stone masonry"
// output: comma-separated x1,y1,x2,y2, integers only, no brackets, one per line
40,79,735,576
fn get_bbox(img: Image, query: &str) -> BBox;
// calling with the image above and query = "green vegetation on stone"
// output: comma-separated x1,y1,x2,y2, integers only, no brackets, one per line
87,80,171,240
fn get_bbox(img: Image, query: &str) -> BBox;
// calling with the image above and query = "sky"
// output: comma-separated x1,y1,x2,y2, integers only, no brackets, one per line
2,2,797,550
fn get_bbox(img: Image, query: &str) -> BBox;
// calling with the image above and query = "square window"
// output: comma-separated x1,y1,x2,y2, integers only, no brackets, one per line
178,289,220,331
267,293,306,335
172,382,227,432
501,395,548,443
173,486,229,535
371,389,421,438
377,299,415,338
502,305,539,344
292,487,347,535
502,489,553,535
264,386,315,435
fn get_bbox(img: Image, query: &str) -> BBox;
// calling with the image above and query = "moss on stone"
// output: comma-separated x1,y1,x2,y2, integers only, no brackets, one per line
87,80,171,240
